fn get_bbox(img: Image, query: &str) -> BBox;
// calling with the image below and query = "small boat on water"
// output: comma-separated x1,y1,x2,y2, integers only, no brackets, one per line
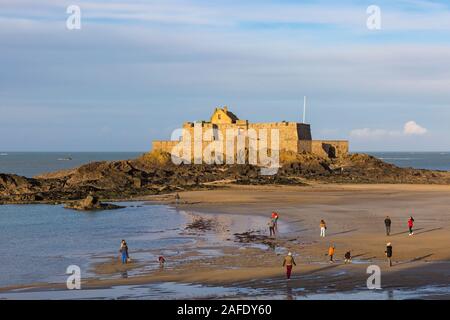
57,156,72,161
0,153,8,156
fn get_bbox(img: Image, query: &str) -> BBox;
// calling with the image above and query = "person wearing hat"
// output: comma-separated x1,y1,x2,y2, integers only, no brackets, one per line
282,252,297,280
385,242,393,267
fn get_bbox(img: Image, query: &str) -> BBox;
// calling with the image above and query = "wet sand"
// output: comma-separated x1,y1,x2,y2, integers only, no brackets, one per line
146,184,450,295
2,183,450,299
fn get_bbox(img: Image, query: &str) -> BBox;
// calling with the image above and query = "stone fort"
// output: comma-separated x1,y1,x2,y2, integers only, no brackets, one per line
152,106,349,161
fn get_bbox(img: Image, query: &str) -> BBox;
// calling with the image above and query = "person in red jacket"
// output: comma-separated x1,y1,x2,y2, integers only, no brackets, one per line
408,216,415,236
271,212,279,231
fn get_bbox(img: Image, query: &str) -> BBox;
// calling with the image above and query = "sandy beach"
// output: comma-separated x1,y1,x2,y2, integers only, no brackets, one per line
1,183,449,299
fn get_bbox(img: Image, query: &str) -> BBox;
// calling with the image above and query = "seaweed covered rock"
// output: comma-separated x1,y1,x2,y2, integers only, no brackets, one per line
64,195,124,211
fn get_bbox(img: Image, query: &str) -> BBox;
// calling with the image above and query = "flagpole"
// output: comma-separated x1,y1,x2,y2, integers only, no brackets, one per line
303,96,306,123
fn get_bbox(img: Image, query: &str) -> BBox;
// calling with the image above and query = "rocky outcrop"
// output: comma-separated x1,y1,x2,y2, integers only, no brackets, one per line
64,195,124,211
1,151,450,205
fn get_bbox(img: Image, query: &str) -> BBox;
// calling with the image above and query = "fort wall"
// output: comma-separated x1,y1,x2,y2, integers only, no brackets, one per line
311,140,349,158
151,107,349,161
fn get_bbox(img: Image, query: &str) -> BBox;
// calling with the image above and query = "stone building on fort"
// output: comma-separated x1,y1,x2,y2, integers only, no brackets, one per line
152,106,349,162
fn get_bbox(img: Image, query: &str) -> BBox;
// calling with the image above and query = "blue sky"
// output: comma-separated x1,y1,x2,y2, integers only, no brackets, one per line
1,0,450,151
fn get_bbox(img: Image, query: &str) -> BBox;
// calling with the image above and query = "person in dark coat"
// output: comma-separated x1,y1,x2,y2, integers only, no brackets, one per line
384,216,392,236
385,242,393,267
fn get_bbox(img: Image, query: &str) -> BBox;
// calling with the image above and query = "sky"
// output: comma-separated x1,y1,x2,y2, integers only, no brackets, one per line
1,0,450,152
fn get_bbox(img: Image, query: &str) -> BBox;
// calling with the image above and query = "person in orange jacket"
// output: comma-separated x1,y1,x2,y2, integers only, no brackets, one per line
328,245,335,263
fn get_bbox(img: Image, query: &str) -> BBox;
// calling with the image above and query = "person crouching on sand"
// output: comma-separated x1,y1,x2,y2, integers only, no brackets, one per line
344,251,352,264
320,220,327,237
268,219,276,237
408,216,415,235
120,240,129,264
158,256,166,268
282,252,296,280
385,242,393,267
328,245,335,263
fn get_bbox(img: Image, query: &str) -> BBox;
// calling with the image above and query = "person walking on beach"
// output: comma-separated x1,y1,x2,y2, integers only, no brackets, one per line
320,220,327,237
385,242,393,267
408,216,415,235
282,252,296,280
384,216,392,236
344,251,352,264
175,193,180,205
120,240,129,264
268,219,276,237
328,245,335,263
272,212,279,231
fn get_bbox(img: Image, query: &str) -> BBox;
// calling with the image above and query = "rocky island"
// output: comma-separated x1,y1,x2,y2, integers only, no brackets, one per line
1,150,450,206
3,107,449,206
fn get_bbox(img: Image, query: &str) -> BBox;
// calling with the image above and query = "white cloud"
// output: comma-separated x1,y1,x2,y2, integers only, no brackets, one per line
351,121,428,139
403,120,428,135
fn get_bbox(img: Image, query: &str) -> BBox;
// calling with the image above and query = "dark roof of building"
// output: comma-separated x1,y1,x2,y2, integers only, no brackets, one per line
224,109,239,122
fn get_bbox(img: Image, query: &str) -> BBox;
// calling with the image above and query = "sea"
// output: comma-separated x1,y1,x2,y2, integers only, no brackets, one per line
0,203,189,288
364,151,450,172
0,152,143,178
0,151,449,299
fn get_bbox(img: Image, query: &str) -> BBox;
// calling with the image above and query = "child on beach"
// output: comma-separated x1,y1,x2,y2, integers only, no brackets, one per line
328,245,335,263
344,251,352,264
282,252,296,280
408,216,415,235
320,220,327,237
120,240,129,264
